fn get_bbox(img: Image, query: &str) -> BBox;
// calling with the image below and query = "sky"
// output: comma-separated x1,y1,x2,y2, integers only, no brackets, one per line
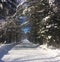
20,16,31,34
17,0,30,34
22,27,30,33
20,16,27,23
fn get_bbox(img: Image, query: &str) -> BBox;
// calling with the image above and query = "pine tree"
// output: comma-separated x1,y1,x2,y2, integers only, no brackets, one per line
25,0,49,44
24,0,60,47
0,0,17,19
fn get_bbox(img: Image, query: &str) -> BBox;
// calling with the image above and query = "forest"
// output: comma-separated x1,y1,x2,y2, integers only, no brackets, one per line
0,0,60,48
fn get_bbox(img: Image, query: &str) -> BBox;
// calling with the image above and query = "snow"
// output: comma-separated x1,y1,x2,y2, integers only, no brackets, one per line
21,39,32,44
17,0,27,7
0,41,60,62
20,21,29,26
43,16,50,22
15,39,39,48
0,44,4,48
49,0,55,7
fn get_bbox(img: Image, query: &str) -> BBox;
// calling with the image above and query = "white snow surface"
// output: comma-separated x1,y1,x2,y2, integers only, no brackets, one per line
21,39,33,44
0,40,60,62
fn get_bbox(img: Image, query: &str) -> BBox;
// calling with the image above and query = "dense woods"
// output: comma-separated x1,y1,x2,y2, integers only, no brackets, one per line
0,0,60,47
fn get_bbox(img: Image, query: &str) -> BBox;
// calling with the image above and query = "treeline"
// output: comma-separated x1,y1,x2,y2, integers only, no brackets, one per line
0,0,21,43
21,0,60,47
0,0,17,19
0,0,60,48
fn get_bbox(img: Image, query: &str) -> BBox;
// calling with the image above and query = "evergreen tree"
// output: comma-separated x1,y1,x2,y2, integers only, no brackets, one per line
24,0,60,47
0,0,17,19
25,0,49,44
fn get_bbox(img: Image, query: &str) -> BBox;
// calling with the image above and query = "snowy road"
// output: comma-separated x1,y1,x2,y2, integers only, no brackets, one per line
1,43,60,62
2,46,60,62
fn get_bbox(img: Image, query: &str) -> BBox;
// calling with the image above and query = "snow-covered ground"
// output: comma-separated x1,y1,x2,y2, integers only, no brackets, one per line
0,39,60,62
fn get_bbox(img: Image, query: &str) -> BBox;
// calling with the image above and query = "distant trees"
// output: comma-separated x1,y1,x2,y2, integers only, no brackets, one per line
0,0,17,19
24,0,49,44
0,0,21,43
0,0,60,47
23,0,60,47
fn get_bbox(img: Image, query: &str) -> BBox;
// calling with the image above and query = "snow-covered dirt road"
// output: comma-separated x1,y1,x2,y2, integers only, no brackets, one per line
1,44,60,62
0,39,60,62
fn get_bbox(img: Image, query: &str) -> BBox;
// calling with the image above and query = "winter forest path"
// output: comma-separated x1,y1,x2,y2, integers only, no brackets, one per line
1,42,60,62
0,43,17,62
